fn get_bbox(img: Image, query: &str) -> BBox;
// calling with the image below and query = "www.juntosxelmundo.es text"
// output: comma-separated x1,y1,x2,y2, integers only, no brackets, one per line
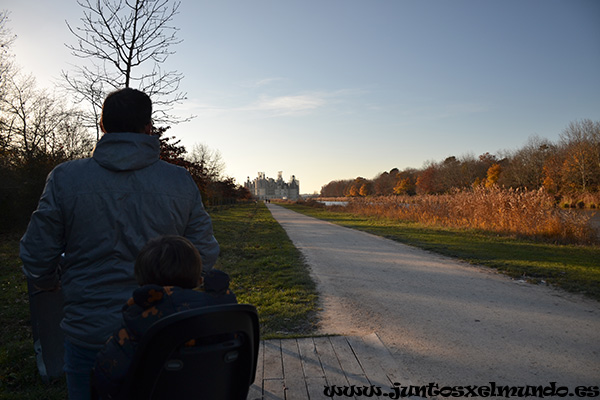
323,382,599,398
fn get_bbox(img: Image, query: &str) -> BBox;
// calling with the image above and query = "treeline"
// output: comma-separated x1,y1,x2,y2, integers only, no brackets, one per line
321,120,600,206
0,102,251,233
0,92,251,232
156,127,252,206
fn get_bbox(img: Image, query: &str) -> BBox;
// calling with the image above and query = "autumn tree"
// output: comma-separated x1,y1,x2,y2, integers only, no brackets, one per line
359,181,373,197
154,127,210,198
373,170,393,196
485,163,502,187
372,168,405,195
63,0,189,137
415,164,439,195
436,156,462,191
154,127,248,204
478,152,497,167
457,154,486,188
155,126,186,163
559,119,600,192
345,177,368,197
205,177,251,205
393,177,415,195
542,153,564,194
498,135,555,189
318,120,600,199
320,179,352,197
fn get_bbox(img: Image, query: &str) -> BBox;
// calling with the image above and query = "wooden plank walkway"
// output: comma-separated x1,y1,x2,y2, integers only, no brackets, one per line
246,333,425,400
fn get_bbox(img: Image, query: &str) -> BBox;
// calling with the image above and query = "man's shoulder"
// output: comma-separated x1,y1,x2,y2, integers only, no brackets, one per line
151,160,197,187
52,157,95,172
47,158,96,181
154,159,190,173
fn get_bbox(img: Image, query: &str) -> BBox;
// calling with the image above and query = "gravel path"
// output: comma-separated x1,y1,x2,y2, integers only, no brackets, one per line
266,203,600,391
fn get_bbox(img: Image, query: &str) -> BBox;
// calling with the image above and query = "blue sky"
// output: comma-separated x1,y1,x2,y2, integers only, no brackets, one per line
4,0,600,194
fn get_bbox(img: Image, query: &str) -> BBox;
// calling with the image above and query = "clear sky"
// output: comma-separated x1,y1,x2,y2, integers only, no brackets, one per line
4,0,600,194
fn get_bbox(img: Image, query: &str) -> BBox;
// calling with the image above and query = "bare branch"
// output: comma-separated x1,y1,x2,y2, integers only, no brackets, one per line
63,0,190,126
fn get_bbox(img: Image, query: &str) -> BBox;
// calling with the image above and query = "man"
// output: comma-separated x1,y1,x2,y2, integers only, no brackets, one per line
20,88,220,399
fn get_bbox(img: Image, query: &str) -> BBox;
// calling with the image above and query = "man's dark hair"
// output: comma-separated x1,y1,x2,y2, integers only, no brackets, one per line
100,88,152,134
134,236,202,288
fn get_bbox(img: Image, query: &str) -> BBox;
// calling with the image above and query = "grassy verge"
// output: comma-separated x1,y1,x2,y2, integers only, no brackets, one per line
0,234,68,399
0,202,318,398
280,203,600,302
210,202,319,338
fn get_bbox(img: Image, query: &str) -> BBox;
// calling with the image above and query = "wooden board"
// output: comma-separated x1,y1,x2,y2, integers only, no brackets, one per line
248,334,423,400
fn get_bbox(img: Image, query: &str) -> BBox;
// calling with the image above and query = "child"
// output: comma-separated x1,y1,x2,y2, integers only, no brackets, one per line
93,235,237,398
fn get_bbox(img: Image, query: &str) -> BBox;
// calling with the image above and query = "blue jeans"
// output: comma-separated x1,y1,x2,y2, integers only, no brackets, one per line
63,339,101,400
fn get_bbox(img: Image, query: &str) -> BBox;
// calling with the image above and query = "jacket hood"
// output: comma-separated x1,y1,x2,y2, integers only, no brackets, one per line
93,132,160,171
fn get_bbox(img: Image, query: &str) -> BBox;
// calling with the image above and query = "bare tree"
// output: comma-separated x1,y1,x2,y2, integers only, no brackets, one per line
62,68,106,140
0,10,17,158
63,0,190,131
187,143,225,182
1,73,93,162
0,10,16,95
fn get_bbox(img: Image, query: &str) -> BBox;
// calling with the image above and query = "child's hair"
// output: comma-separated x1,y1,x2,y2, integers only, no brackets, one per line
134,236,202,288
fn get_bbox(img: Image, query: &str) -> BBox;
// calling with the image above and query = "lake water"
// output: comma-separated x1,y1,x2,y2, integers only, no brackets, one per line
575,209,600,233
318,201,349,207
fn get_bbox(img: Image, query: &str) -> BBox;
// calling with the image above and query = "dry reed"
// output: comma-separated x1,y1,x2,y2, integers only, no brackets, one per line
342,187,598,245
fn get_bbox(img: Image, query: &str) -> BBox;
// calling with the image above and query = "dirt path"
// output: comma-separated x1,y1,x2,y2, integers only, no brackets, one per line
266,204,600,391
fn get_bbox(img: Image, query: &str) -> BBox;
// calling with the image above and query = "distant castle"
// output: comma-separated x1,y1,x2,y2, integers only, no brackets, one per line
245,171,300,200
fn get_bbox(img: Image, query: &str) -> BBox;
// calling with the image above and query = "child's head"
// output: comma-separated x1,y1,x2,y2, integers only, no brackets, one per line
135,236,202,288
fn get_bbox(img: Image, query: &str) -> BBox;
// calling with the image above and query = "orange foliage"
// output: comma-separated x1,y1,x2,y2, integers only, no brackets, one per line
394,177,415,195
485,163,502,187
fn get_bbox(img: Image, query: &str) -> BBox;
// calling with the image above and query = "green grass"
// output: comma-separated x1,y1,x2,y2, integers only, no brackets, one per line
0,234,68,399
210,202,319,338
280,203,600,302
0,202,319,398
